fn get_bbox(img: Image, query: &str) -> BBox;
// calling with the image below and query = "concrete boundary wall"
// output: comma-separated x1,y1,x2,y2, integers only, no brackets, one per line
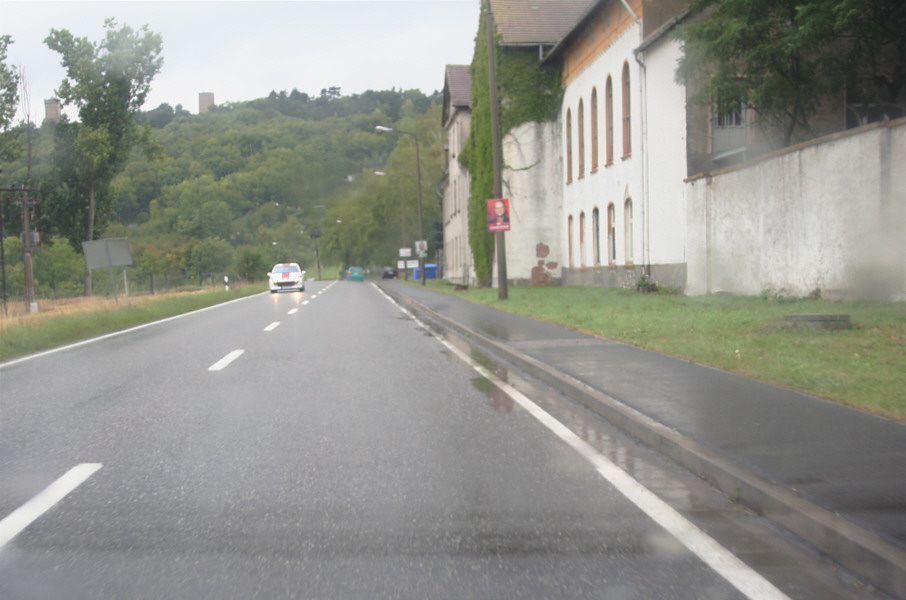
685,118,906,300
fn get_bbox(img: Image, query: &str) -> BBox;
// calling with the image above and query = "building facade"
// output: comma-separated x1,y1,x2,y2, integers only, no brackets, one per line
484,0,594,287
551,0,688,290
442,65,476,286
447,0,903,299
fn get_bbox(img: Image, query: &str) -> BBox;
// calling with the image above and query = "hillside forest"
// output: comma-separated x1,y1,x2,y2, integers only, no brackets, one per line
0,87,447,299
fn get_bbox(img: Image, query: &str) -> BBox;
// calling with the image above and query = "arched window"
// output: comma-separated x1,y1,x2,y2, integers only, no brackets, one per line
592,207,601,265
624,198,634,264
622,62,631,157
590,88,599,172
578,99,585,179
605,76,614,165
567,214,575,267
566,108,573,184
579,211,587,266
607,203,616,264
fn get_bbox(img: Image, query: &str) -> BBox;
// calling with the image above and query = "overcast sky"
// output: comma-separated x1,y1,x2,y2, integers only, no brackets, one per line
1,0,481,122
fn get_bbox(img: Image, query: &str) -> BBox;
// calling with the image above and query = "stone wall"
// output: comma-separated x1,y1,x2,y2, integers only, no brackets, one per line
685,117,906,300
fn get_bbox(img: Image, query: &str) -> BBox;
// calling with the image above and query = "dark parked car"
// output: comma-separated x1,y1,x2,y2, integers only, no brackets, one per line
382,266,398,279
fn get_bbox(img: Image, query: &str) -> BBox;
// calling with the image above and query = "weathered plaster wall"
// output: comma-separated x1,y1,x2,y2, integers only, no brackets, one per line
496,120,564,286
685,118,906,300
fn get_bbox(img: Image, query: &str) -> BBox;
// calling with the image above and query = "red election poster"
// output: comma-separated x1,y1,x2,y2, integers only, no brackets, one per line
487,198,511,232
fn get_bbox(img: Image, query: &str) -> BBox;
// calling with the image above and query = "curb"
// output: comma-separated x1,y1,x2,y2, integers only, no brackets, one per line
385,287,906,599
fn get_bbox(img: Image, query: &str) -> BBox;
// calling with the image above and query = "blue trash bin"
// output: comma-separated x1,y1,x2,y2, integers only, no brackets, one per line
425,264,437,279
413,267,421,280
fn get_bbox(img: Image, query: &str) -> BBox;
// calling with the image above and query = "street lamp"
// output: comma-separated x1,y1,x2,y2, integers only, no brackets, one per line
376,125,426,285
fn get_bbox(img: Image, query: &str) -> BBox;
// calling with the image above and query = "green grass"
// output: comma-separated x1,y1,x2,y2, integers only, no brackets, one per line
420,281,906,421
0,286,262,363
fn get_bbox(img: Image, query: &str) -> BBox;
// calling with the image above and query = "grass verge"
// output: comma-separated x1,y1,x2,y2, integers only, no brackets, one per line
419,281,905,421
0,286,262,363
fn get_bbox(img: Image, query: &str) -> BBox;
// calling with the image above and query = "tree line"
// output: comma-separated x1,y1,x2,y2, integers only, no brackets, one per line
0,23,446,302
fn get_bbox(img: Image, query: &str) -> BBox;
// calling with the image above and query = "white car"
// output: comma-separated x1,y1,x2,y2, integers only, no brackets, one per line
268,263,306,293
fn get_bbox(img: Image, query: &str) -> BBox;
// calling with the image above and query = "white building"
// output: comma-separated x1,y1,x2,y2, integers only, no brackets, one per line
486,0,595,286
449,0,903,300
548,0,688,290
441,65,476,286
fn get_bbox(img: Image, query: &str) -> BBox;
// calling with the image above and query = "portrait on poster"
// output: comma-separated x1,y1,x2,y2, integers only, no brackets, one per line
487,198,511,232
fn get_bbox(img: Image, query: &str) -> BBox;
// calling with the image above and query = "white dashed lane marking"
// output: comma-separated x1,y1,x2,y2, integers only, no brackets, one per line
208,349,244,371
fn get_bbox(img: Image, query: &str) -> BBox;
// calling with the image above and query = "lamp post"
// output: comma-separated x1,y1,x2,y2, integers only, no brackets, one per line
376,125,426,285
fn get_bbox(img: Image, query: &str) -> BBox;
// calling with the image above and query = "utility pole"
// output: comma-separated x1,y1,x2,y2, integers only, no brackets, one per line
0,185,40,313
486,0,507,299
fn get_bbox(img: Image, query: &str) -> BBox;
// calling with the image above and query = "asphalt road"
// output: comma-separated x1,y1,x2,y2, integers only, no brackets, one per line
0,281,889,599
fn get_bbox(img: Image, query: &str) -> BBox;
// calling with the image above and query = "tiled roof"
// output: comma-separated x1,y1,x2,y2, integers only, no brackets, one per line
489,0,596,45
445,65,472,109
443,65,472,127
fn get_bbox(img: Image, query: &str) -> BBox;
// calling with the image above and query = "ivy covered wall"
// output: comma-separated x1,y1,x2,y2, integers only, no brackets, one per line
460,4,563,286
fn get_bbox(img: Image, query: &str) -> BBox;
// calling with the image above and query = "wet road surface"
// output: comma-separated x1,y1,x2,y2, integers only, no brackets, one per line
0,281,891,599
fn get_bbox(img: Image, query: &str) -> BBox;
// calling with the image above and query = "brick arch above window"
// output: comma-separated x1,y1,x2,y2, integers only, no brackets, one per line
605,76,614,165
566,108,573,184
621,61,631,158
590,87,599,173
578,98,585,179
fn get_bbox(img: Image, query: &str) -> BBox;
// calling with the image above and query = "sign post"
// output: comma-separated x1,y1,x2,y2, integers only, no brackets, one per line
400,247,411,280
487,198,510,298
82,238,133,303
414,240,427,282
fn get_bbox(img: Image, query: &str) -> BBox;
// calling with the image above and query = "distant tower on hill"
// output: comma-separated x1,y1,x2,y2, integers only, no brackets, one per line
199,92,215,114
44,98,62,123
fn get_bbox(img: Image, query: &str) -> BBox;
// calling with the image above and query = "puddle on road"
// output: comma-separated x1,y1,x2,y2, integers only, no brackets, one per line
437,329,700,517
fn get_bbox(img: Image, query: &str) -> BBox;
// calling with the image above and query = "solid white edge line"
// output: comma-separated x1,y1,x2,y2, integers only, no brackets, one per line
0,463,103,549
264,321,281,331
0,293,266,370
208,349,244,371
379,289,790,600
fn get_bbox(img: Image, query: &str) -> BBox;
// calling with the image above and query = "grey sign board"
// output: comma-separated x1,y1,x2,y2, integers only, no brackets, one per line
82,238,133,270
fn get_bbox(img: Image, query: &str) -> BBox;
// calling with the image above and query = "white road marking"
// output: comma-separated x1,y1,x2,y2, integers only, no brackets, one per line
208,349,244,371
381,291,791,600
288,308,298,315
264,321,280,331
0,463,103,549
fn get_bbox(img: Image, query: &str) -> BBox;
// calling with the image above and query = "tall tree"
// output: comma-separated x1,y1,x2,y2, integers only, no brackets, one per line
45,19,162,294
0,35,21,162
675,0,906,147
